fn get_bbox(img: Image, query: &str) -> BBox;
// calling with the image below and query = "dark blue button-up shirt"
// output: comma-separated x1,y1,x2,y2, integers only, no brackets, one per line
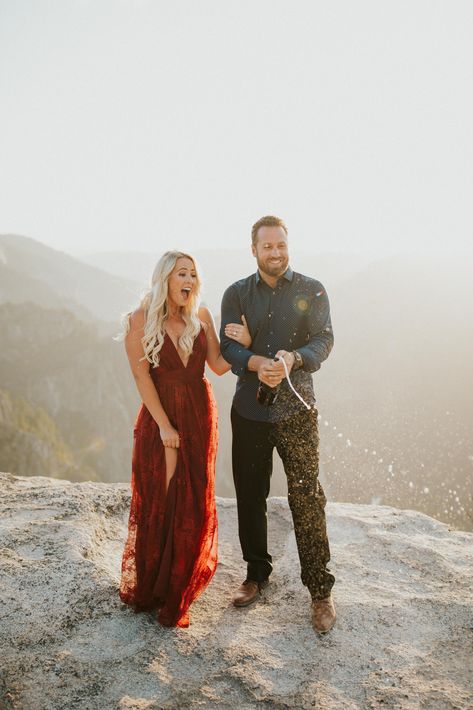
220,267,334,422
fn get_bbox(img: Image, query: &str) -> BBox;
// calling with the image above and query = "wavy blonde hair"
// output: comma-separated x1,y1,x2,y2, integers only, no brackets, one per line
124,251,202,367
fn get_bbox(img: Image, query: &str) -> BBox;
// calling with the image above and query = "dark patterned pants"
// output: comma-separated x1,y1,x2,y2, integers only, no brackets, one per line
231,406,335,601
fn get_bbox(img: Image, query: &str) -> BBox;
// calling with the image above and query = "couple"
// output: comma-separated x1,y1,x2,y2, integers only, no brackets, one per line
119,215,336,634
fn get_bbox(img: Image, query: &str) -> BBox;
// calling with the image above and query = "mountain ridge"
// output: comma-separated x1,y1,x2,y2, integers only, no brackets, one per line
0,233,140,325
1,233,472,530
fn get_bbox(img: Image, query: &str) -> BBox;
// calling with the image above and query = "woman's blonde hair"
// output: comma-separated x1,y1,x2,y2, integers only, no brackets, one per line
124,250,202,367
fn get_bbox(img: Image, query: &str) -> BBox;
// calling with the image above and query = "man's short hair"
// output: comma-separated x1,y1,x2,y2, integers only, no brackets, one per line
251,215,288,246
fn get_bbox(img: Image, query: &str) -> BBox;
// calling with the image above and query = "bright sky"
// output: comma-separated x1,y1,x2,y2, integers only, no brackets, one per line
1,0,472,257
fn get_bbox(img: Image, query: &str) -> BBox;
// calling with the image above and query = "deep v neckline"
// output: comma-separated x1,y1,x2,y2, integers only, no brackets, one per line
164,329,201,369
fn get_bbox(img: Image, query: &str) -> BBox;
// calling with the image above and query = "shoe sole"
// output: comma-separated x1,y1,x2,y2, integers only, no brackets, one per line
233,595,259,608
312,618,336,635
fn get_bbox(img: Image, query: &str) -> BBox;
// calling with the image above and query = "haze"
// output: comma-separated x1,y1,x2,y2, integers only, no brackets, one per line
1,2,473,530
1,0,472,257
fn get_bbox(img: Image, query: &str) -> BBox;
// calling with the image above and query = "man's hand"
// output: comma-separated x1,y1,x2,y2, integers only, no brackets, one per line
257,358,285,388
275,350,295,377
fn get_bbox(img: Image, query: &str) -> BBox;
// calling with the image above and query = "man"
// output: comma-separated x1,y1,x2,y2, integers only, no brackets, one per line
220,215,336,634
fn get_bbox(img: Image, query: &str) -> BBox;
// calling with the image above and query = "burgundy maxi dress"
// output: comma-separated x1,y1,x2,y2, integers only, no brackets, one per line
119,328,218,627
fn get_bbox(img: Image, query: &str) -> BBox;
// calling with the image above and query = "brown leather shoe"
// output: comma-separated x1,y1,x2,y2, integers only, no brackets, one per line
311,595,336,634
232,579,268,608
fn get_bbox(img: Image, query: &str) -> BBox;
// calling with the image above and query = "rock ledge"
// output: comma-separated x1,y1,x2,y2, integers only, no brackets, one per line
1,472,472,709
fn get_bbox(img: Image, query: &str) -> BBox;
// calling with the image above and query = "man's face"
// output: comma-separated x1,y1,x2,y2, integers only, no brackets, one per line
252,226,289,279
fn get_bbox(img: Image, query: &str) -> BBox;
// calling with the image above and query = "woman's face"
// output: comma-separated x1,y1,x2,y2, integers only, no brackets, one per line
167,257,198,310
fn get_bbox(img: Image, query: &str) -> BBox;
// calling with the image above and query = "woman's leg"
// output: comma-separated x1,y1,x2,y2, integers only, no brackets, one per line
164,447,178,494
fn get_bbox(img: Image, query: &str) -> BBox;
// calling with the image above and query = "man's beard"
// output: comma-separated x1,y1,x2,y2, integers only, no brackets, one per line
257,255,289,279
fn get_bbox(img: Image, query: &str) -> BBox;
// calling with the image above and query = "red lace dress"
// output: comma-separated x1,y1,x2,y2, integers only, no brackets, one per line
119,328,218,627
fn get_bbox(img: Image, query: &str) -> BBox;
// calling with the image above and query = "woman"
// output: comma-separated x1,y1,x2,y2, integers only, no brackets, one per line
119,250,249,628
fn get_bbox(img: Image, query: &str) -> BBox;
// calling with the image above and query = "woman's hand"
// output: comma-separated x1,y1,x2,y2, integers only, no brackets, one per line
159,423,180,448
225,315,251,348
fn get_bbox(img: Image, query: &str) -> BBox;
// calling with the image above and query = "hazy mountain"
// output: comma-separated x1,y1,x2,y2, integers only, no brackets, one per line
78,249,162,287
0,388,97,482
79,248,375,312
0,302,138,483
317,253,473,529
2,235,472,530
204,253,473,530
0,234,141,327
0,260,94,324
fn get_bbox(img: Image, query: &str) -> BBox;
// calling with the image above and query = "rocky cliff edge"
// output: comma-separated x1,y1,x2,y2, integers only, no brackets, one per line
1,472,472,710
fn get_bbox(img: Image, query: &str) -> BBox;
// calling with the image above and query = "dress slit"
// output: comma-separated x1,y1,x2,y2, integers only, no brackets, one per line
153,470,178,604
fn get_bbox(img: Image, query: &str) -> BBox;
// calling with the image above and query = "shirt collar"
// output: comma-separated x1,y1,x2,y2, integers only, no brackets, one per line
255,266,293,285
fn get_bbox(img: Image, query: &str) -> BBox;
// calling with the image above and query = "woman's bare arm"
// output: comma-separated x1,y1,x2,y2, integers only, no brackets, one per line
125,309,180,448
199,306,251,376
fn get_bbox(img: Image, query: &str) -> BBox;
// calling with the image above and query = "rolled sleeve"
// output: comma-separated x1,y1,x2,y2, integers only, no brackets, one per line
297,286,334,373
220,285,253,376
